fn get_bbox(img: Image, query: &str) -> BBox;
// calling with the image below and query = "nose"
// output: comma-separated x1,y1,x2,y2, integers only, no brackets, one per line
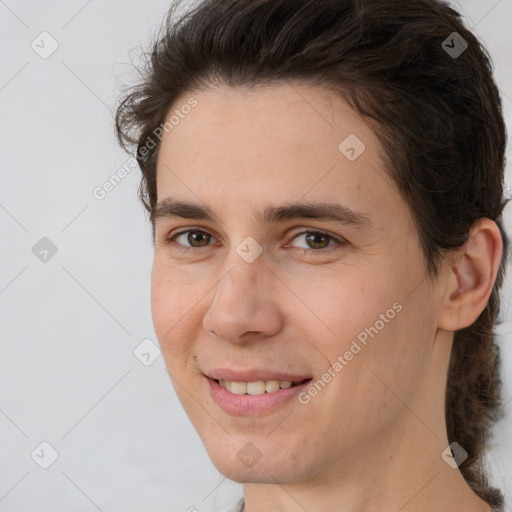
202,256,283,344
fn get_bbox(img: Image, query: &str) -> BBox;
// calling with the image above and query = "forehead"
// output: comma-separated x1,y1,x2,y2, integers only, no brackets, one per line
154,82,404,228
158,82,377,169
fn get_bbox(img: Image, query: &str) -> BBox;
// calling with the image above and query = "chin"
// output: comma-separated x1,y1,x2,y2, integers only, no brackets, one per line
211,460,291,484
205,441,307,485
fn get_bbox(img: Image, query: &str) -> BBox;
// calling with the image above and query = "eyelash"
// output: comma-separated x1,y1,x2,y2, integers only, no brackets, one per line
164,228,346,256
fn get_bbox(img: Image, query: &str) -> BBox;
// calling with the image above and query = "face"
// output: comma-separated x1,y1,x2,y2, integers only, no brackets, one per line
151,83,443,485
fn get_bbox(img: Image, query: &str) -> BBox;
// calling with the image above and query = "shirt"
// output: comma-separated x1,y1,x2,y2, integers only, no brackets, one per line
221,497,244,512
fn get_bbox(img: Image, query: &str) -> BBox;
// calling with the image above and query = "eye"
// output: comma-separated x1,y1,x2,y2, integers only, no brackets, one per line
164,228,346,255
166,229,215,251
288,230,345,254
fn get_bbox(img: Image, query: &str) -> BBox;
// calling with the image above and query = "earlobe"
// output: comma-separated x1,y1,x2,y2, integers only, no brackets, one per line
438,218,503,332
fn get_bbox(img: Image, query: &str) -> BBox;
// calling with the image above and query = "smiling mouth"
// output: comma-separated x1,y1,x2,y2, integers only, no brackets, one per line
212,378,311,395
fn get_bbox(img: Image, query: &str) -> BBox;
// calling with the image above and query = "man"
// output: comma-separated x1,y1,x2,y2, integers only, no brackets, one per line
115,0,508,510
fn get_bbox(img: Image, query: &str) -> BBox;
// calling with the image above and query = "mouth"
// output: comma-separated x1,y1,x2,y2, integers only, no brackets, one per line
207,375,313,415
210,377,311,395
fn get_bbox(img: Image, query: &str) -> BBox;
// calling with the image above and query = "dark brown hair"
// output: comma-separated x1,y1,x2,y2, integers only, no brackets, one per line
115,0,509,507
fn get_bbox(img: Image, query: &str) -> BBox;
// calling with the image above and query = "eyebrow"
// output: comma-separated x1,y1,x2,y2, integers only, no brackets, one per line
152,197,373,230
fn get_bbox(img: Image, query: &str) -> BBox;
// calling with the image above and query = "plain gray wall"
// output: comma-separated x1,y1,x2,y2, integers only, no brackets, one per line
1,1,511,511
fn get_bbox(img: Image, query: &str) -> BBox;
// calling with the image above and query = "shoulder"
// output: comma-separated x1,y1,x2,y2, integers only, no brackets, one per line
220,497,244,512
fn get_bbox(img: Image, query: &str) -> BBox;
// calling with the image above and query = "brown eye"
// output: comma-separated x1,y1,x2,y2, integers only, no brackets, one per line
304,232,331,249
290,230,343,252
168,229,215,249
186,230,211,247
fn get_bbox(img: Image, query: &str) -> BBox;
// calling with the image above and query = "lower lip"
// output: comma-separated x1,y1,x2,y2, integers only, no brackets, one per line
207,377,312,415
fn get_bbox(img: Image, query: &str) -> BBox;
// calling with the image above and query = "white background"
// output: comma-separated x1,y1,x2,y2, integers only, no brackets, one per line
1,1,511,511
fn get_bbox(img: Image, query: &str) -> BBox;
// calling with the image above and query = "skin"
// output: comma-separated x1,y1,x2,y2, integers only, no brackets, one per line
150,83,501,512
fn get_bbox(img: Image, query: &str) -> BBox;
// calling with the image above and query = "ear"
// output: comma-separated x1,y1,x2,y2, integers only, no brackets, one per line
437,218,503,331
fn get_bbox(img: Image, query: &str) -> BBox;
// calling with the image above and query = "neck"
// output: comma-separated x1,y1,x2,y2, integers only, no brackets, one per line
242,331,491,512
242,422,491,512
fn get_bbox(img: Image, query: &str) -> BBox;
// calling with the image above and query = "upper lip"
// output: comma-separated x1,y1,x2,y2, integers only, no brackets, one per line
205,369,312,383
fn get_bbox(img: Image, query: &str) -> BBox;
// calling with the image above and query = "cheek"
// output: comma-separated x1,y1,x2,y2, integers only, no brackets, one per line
322,291,434,426
295,270,399,352
150,264,200,361
298,264,431,394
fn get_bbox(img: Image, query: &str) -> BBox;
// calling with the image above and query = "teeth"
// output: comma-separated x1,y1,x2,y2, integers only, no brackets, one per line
265,380,280,393
230,381,247,394
218,379,297,395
